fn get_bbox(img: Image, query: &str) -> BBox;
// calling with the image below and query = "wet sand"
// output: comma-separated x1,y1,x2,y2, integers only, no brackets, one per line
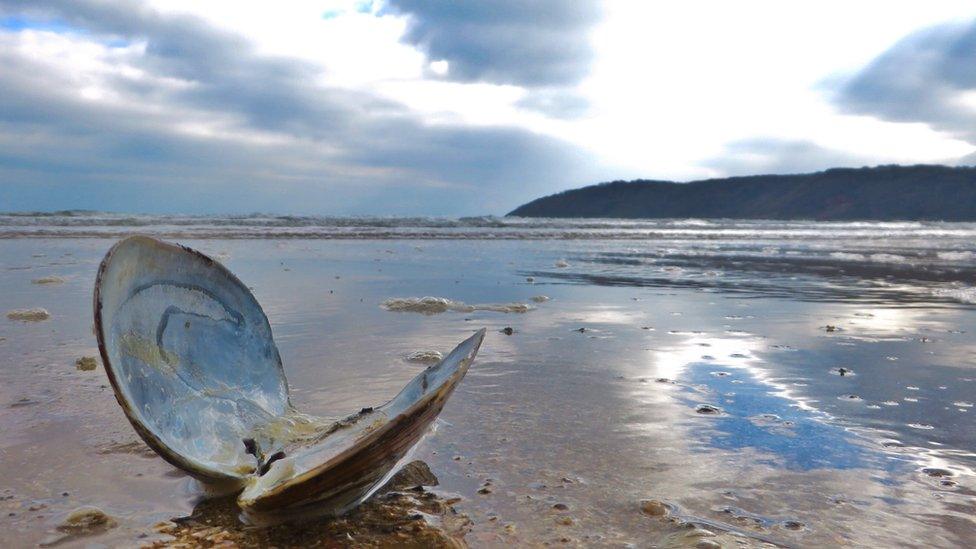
1,236,975,547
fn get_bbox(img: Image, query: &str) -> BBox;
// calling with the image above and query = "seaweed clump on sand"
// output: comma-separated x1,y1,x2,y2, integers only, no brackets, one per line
148,461,471,548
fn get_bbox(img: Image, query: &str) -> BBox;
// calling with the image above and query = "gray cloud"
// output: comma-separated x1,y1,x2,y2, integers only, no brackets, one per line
703,139,871,176
835,20,976,144
0,0,606,214
385,0,602,87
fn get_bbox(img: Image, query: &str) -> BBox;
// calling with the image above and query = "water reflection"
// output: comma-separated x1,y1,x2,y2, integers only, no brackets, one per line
651,335,899,471
523,231,976,307
684,359,899,472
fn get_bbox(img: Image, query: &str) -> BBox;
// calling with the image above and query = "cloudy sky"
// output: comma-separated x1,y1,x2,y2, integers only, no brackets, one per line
1,0,975,215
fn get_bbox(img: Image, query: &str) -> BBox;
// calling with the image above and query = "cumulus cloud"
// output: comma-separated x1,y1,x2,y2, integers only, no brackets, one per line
0,0,604,214
835,19,976,144
385,0,602,87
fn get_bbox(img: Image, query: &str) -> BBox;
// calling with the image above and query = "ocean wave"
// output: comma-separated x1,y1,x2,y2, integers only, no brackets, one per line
2,215,976,265
829,252,866,261
932,287,976,304
869,253,909,263
937,251,976,261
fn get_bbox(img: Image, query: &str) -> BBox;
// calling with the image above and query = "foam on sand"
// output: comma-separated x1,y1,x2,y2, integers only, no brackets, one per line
6,308,50,321
31,276,65,285
381,296,532,315
405,350,443,365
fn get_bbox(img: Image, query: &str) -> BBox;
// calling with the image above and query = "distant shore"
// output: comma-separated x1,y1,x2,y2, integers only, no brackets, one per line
509,164,976,221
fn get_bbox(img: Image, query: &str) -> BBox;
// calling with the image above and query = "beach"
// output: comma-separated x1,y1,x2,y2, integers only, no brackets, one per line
1,215,975,547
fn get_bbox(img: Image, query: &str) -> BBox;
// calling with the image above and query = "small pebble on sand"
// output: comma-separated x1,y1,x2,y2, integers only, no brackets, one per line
58,506,116,533
921,467,953,478
695,404,722,415
639,499,670,517
381,461,440,491
75,356,99,371
40,507,117,547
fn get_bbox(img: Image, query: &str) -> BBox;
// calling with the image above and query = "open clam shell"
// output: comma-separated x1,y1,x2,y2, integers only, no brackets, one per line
94,236,485,519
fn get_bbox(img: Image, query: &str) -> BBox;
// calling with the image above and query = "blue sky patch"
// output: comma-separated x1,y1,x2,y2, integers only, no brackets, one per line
1,15,73,33
354,1,374,14
1,15,129,48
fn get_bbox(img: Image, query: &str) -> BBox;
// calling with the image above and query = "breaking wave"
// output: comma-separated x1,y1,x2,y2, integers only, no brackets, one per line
3,212,976,241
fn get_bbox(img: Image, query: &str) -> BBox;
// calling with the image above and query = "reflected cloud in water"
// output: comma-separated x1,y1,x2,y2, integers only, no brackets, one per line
652,334,910,472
